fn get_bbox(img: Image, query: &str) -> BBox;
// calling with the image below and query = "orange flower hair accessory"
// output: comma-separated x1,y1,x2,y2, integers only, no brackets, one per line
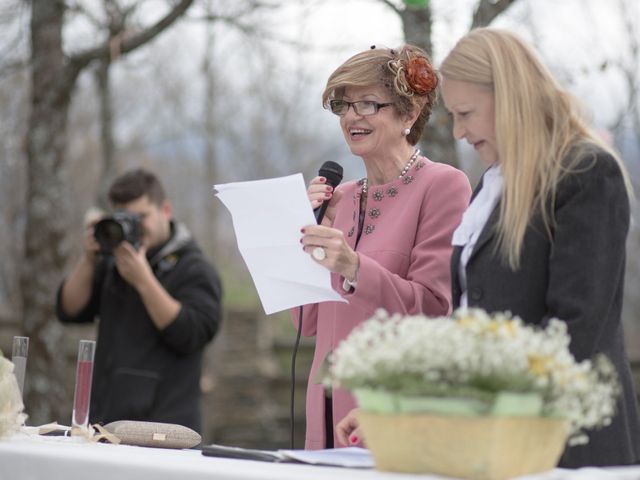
405,56,438,95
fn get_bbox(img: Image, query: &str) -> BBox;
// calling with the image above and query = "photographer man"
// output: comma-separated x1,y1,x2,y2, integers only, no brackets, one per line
56,169,222,433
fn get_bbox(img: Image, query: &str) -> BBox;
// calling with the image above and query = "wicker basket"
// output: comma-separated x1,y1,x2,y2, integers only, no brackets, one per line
357,411,568,480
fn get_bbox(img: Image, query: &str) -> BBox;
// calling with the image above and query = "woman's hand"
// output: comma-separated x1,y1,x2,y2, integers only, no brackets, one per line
336,409,364,446
307,176,343,227
301,224,359,281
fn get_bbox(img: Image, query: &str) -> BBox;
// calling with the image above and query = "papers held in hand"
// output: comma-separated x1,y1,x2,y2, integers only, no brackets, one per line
201,444,373,468
213,174,346,314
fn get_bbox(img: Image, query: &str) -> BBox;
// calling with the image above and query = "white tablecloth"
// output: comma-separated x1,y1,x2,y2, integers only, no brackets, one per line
1,433,639,480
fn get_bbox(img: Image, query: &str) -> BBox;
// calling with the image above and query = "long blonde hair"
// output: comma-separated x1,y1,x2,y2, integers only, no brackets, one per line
441,28,633,269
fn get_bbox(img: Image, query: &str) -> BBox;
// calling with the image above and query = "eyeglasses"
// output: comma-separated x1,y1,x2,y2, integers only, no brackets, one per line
328,99,393,116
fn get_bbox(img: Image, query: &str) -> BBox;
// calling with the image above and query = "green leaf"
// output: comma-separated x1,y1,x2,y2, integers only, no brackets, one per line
404,0,429,7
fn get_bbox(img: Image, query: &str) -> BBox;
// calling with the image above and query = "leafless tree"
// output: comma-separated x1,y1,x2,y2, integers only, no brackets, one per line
610,0,640,159
23,0,195,425
373,0,517,168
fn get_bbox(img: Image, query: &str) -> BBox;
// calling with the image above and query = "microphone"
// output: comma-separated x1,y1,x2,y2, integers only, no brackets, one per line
314,161,344,224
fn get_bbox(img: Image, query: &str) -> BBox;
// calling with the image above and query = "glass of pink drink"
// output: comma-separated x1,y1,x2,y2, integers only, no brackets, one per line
72,340,95,430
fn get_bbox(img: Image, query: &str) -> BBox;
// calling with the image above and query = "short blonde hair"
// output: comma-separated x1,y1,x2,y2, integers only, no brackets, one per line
441,28,632,269
322,45,438,146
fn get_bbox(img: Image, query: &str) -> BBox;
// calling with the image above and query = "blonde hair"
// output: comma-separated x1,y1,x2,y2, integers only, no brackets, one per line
322,45,438,146
441,28,633,269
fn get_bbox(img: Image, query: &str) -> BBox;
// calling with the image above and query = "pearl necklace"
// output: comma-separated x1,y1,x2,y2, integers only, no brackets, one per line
362,148,420,195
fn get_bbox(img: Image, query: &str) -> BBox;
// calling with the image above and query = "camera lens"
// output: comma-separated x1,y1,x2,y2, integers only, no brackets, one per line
94,219,125,250
93,211,142,253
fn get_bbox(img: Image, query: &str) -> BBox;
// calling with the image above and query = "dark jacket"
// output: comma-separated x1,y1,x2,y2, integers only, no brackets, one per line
57,222,222,433
452,148,640,467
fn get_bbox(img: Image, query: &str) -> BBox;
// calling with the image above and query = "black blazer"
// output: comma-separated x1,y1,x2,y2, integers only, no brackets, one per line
452,148,640,467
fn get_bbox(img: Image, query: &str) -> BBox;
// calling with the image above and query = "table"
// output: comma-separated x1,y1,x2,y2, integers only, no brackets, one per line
2,432,639,480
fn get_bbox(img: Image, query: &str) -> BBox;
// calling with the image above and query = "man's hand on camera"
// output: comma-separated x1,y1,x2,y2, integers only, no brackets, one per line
113,242,153,289
112,241,181,330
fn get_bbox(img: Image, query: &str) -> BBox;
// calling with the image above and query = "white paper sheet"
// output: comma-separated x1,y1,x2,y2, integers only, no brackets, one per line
214,173,346,314
278,447,374,468
202,444,373,468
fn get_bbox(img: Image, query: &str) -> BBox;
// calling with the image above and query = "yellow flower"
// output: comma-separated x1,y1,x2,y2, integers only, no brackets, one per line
503,320,517,337
528,355,553,377
457,316,477,328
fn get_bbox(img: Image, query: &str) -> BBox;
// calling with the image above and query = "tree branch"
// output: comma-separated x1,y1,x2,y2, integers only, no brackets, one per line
378,0,401,15
69,0,194,67
66,1,104,29
471,0,517,29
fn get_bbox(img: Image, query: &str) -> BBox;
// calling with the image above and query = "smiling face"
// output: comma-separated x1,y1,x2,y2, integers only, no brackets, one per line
441,78,498,166
338,85,411,160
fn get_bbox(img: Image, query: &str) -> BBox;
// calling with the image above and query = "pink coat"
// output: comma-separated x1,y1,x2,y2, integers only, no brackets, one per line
293,157,472,449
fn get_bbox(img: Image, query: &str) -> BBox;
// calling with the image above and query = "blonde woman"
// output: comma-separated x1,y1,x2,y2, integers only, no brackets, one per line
439,28,639,467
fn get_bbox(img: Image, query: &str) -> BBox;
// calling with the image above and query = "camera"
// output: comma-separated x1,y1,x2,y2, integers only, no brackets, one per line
94,211,143,253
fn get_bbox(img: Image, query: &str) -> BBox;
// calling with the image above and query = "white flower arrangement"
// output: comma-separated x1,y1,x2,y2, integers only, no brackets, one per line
0,351,27,438
326,308,620,445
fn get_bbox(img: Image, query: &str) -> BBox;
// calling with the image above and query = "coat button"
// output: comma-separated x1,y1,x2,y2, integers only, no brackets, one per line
469,287,483,301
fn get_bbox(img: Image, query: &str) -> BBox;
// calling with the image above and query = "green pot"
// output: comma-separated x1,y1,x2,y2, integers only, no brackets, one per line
353,389,400,413
491,392,543,417
354,389,544,417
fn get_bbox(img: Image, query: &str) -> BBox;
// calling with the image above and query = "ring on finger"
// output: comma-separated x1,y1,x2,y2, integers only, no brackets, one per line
312,247,326,261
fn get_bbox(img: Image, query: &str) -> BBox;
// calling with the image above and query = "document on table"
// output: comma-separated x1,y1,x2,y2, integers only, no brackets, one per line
214,173,346,315
202,444,373,468
278,447,374,468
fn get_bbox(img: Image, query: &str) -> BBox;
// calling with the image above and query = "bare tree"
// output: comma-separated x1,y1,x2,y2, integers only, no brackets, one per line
23,0,195,425
610,0,640,160
375,0,517,168
197,1,283,260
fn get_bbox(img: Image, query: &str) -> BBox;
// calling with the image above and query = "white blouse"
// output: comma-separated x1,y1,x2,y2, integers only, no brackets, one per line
451,164,503,307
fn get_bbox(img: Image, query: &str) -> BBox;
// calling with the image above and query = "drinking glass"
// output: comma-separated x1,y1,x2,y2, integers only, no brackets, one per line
11,336,29,397
72,340,96,430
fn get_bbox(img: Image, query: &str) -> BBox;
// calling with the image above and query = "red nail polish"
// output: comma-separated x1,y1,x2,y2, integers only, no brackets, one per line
325,192,331,198
349,434,359,444
301,228,305,233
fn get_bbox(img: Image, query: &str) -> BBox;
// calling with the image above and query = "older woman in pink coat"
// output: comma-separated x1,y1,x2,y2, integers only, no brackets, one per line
297,45,471,449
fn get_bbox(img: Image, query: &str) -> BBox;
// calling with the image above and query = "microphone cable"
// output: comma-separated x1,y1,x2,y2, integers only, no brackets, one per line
290,305,304,449
290,161,342,449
